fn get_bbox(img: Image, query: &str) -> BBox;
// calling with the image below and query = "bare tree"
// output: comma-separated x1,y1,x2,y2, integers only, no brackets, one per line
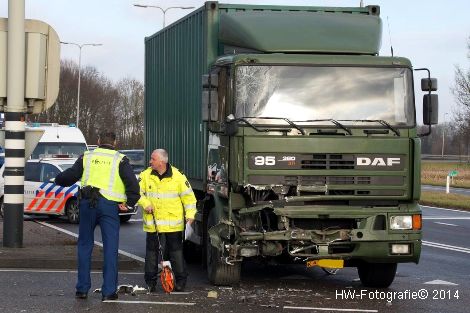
30,60,144,148
115,78,144,148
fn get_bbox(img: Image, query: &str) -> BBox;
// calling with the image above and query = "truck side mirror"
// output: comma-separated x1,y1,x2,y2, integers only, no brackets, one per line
224,114,239,136
423,94,438,125
421,78,437,92
202,74,219,122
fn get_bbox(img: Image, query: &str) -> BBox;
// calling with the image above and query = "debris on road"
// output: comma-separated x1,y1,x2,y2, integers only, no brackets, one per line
207,290,218,298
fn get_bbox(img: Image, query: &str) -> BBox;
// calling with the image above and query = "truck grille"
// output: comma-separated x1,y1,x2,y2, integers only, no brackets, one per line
250,175,404,186
301,154,354,169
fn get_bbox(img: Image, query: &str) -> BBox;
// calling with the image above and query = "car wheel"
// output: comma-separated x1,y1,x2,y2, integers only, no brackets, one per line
358,262,397,288
66,198,79,224
119,215,132,223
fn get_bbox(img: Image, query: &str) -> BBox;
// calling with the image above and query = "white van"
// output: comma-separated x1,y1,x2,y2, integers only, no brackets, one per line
27,123,88,159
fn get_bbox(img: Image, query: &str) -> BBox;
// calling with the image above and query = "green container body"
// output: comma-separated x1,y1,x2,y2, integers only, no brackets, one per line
144,1,382,184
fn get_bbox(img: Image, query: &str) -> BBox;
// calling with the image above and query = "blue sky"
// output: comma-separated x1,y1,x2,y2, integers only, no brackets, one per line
1,0,469,123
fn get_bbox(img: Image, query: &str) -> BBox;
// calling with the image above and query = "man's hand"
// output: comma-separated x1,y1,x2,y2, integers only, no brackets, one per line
186,218,194,225
144,206,154,214
118,203,128,212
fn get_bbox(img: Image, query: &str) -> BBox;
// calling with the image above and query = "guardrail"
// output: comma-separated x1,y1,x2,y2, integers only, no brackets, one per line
422,154,470,162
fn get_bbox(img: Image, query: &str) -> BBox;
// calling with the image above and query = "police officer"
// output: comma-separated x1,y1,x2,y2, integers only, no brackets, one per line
55,131,140,301
139,149,196,292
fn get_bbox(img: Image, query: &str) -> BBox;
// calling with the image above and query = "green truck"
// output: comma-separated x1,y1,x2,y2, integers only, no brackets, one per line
143,1,438,288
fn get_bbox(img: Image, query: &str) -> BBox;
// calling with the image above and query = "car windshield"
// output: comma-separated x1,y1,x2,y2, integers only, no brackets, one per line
58,164,73,171
120,150,145,175
31,143,87,159
234,65,414,126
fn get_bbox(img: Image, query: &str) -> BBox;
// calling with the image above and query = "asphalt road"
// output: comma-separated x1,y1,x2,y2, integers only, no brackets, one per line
15,204,466,313
422,184,470,196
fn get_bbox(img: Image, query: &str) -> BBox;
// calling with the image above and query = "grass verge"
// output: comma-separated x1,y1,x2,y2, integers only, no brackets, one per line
420,191,470,211
421,161,470,188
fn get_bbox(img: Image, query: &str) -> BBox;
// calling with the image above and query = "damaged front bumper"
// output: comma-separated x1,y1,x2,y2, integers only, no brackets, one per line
209,203,422,265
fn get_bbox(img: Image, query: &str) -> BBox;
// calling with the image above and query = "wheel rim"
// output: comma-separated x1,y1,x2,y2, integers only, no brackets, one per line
67,200,79,223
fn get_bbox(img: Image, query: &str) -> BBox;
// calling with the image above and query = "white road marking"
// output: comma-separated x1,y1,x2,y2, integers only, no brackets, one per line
0,269,143,275
103,300,196,305
36,221,145,263
434,222,458,227
423,217,470,220
420,205,470,213
424,279,458,286
284,306,377,312
423,241,470,254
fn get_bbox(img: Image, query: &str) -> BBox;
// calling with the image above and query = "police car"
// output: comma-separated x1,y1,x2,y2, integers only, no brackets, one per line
22,156,137,223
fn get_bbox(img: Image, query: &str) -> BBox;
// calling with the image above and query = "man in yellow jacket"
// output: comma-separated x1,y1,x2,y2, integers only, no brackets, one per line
138,149,197,292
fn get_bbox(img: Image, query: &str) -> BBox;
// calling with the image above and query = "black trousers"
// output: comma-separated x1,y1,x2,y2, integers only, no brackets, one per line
144,231,188,287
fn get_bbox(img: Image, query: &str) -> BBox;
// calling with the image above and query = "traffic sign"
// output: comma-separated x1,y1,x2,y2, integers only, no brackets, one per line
0,18,60,114
448,170,458,177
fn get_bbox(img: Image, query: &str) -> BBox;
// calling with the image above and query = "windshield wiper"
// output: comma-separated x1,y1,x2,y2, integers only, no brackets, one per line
301,119,352,135
232,116,306,135
340,119,400,136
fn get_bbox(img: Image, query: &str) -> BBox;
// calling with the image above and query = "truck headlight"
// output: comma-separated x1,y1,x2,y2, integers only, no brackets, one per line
390,214,422,230
390,215,412,230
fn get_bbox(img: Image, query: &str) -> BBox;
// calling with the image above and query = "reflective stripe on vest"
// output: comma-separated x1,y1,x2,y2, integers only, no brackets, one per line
180,188,193,197
184,203,196,210
145,191,179,199
144,218,184,227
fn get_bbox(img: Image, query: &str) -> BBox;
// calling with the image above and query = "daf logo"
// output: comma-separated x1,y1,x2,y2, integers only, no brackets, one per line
357,157,401,166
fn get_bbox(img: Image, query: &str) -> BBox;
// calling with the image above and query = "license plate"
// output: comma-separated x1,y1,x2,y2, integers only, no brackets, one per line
306,259,344,269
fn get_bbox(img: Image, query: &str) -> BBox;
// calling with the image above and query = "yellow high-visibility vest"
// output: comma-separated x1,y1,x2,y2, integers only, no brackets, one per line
81,148,126,202
139,166,197,233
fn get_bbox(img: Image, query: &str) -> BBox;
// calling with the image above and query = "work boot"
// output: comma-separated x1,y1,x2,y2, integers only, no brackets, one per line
102,293,118,301
75,291,88,299
147,284,156,293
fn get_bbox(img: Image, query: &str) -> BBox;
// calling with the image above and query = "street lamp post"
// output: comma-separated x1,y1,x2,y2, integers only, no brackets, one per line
60,42,103,128
441,113,449,157
133,4,195,28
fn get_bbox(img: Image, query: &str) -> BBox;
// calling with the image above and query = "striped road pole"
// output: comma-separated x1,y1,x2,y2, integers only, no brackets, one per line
3,0,25,247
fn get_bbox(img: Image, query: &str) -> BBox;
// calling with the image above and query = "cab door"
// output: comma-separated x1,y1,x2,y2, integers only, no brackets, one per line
24,162,42,213
38,163,62,214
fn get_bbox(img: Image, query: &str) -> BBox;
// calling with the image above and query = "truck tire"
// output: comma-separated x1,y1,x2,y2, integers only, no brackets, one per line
358,262,397,288
66,198,79,224
206,210,241,285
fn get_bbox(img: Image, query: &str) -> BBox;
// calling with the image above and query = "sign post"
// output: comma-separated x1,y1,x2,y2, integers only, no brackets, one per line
1,0,60,247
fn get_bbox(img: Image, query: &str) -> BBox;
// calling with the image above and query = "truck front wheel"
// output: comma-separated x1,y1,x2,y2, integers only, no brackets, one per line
358,262,397,288
206,209,241,285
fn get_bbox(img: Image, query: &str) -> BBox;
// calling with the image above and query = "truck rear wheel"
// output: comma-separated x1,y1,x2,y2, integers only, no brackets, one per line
206,210,241,285
358,262,397,288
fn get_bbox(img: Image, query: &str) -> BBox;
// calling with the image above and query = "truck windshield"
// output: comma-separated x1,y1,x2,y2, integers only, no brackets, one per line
234,65,414,126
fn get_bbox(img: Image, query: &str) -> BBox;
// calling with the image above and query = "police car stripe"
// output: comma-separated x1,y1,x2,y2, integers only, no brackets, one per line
45,183,56,195
64,185,78,197
55,186,65,196
55,194,73,213
35,193,53,211
45,195,61,212
40,182,48,189
27,191,44,210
